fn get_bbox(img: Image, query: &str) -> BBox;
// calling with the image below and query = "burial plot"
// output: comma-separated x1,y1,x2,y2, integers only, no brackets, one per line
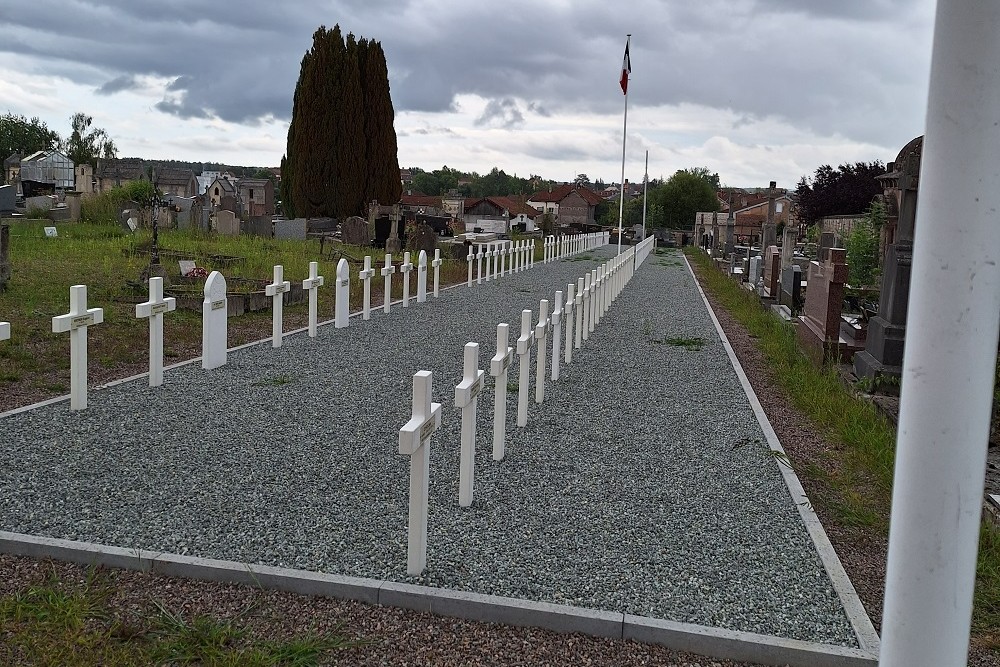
335,258,350,328
381,255,395,313
797,248,862,363
490,323,514,461
775,265,803,319
516,309,532,427
135,277,176,386
398,370,442,576
52,285,104,410
303,261,325,337
202,271,228,370
265,265,291,347
534,300,550,403
341,216,370,246
455,342,484,507
359,257,375,320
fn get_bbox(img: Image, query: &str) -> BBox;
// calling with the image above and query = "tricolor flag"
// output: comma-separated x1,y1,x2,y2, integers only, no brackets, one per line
620,38,631,95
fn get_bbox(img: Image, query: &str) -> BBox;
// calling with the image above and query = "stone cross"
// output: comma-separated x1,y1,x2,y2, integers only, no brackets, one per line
335,258,350,328
516,309,532,427
398,370,442,576
381,254,395,314
431,249,442,297
575,276,585,349
417,250,428,303
201,271,227,370
490,323,514,461
0,321,9,342
455,342,484,508
534,299,550,404
400,251,413,307
265,264,291,348
358,256,375,320
52,284,104,410
135,276,176,387
476,245,484,284
564,283,575,364
551,290,563,382
466,246,474,287
303,261,325,336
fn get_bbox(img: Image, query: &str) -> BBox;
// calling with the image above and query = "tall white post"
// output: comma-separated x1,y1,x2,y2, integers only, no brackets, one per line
476,245,484,284
490,323,514,461
416,250,428,303
381,254,395,314
534,299,549,404
201,271,227,370
303,261,325,336
880,3,1000,665
516,309,532,427
551,291,563,382
455,342,484,508
400,252,413,307
52,284,104,410
564,283,575,364
466,245,474,287
334,258,350,328
432,249,442,297
265,264,290,348
398,370,442,577
359,256,375,320
575,277,585,349
135,277,176,387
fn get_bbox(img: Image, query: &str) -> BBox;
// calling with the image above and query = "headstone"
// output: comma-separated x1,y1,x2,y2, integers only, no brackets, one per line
798,248,854,362
0,184,14,212
179,260,197,277
749,255,763,287
341,216,370,246
335,258,349,328
274,218,307,241
359,256,375,320
455,342,484,508
398,370,442,576
466,245,474,287
551,291,563,382
490,323,514,461
491,244,500,279
0,321,8,341
575,277,585,350
416,250,428,303
564,283,575,364
761,181,778,250
400,252,413,307
44,226,57,238
594,268,603,326
135,277,176,387
761,245,780,298
265,265,291,347
201,271,228,370
381,254,395,313
530,240,536,268
781,225,796,269
385,207,402,254
534,300,550,404
516,309,533,427
778,264,803,315
52,284,104,410
407,222,437,256
303,261,325,337
216,210,239,236
819,232,838,257
431,249,442,297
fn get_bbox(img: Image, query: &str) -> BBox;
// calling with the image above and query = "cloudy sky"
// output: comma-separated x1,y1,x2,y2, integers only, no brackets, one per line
0,0,936,188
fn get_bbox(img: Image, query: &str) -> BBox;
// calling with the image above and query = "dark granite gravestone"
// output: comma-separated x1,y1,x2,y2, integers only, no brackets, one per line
855,136,922,381
0,184,15,213
760,245,781,298
796,248,863,363
406,222,438,255
341,216,370,246
779,264,803,315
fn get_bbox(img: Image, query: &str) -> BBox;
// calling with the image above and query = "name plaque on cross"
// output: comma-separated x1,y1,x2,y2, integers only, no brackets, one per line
419,418,436,442
151,302,170,316
52,284,105,410
211,299,226,310
398,370,442,576
70,314,96,329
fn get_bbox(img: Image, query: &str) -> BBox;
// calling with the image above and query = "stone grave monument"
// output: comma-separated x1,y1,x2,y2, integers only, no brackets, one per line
797,248,863,363
407,222,438,255
761,181,778,250
759,245,781,299
776,264,803,318
341,216,370,246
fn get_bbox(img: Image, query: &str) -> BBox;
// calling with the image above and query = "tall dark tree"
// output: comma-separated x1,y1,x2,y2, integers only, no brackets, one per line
334,33,366,219
795,161,885,226
359,39,402,207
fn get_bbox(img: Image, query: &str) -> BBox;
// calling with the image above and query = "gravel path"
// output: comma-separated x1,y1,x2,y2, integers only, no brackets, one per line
0,246,856,647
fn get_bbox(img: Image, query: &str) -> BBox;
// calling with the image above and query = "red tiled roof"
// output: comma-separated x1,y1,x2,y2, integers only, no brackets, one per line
528,184,604,207
401,194,443,208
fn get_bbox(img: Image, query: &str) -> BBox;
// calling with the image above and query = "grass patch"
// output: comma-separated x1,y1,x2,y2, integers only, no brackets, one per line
654,336,705,350
251,375,295,387
0,567,355,666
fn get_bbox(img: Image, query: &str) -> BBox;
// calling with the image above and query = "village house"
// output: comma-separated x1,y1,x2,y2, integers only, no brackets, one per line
206,176,237,210
236,177,274,217
95,158,147,193
527,184,604,228
153,167,198,198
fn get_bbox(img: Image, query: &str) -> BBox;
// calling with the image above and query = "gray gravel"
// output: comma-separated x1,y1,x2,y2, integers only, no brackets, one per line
0,246,856,646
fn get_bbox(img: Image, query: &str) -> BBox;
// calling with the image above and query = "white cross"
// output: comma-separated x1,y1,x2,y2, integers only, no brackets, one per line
303,261,325,337
582,274,591,342
529,240,535,268
359,256,375,321
516,308,532,427
135,277,176,387
416,250,428,303
551,290,563,382
335,258,350,328
534,299,550,404
589,269,599,332
400,252,413,307
398,370,442,576
564,283,575,364
508,243,516,274
499,242,507,277
202,271,228,370
455,342,484,507
265,264,291,348
52,284,104,410
491,245,499,279
0,321,9,342
484,245,492,282
431,249,442,297
490,322,514,461
594,267,603,327
381,254,396,314
476,245,484,284
466,245,474,287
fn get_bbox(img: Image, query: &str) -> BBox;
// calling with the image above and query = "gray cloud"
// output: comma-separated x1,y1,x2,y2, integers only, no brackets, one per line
0,0,935,152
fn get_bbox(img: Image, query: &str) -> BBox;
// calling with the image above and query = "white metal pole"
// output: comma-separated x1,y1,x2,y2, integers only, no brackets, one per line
641,150,648,242
617,35,630,257
879,2,1000,665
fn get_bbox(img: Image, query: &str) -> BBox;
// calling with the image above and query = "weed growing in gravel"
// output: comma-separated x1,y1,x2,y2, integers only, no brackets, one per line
252,376,295,387
654,336,705,351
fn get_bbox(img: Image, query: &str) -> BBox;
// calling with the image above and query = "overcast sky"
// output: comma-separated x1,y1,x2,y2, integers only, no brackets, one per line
0,0,936,188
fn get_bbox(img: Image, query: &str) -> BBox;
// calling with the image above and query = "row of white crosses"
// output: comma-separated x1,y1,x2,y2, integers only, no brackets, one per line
462,231,611,288
541,230,611,264
398,234,657,576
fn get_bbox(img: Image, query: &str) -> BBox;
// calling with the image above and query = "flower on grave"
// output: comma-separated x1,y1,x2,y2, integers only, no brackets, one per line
185,267,209,278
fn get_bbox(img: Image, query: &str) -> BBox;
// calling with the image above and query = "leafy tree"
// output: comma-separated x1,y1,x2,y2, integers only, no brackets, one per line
795,161,885,226
0,113,60,170
64,113,117,168
652,169,719,229
845,199,886,287
573,173,591,188
686,166,721,191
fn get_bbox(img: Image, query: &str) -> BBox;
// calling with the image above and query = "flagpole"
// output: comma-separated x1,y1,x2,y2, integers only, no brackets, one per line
641,150,648,240
617,34,630,256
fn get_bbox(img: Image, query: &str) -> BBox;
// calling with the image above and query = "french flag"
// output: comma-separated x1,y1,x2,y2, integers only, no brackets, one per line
620,37,631,95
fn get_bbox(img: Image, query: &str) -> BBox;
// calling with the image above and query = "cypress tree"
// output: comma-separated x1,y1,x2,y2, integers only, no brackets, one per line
360,40,402,206
336,33,366,219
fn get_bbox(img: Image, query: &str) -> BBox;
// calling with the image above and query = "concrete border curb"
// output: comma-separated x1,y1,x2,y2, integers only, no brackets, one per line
683,252,880,658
